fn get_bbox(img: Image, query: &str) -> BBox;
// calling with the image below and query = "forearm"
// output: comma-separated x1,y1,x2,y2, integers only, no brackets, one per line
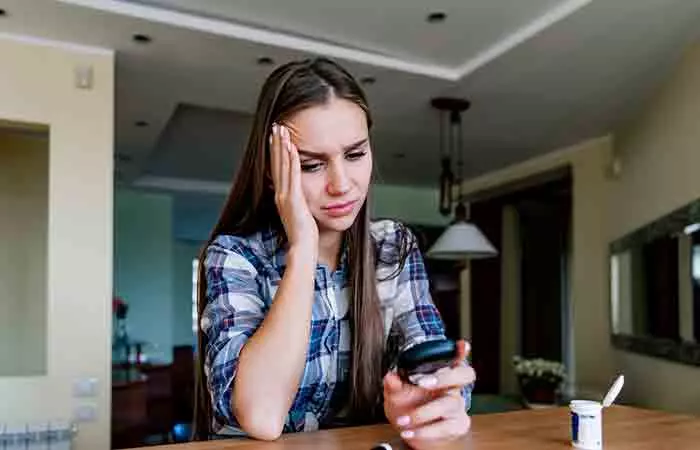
232,246,316,439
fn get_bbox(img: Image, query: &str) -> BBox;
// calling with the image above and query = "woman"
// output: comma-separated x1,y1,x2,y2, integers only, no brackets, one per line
194,57,475,449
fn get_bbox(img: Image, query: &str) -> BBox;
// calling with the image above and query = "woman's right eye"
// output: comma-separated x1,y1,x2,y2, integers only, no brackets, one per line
301,162,322,173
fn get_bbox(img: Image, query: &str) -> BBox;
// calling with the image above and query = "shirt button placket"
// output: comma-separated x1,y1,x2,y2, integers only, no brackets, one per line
326,270,337,318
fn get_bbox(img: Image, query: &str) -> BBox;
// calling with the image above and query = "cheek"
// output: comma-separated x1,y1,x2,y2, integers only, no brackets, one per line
354,157,373,191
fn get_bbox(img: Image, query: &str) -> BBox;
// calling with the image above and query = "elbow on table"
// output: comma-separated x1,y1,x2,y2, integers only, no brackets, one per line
234,402,286,441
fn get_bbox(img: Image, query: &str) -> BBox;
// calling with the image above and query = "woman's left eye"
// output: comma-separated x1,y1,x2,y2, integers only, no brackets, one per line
346,150,367,161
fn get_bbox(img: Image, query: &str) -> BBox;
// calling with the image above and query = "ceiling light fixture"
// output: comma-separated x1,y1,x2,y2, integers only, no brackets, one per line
427,12,447,23
426,97,497,260
132,34,152,44
257,56,274,66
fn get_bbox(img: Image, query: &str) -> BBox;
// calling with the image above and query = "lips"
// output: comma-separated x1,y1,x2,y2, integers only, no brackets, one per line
322,199,358,217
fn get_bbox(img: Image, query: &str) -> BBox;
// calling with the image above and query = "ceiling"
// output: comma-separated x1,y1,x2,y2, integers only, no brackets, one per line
1,0,700,191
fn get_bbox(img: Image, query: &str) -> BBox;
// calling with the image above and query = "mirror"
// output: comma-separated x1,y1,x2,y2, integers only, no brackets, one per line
609,198,700,366
0,121,49,376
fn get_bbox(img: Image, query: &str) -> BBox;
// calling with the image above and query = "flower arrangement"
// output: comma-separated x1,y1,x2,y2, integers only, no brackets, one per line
513,355,567,404
112,296,129,320
513,356,566,384
112,296,130,363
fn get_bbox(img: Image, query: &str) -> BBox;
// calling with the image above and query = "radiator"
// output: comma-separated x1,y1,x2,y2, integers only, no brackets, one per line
0,421,76,450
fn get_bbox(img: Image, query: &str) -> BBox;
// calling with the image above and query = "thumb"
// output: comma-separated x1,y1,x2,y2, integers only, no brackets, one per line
383,371,404,394
455,339,471,365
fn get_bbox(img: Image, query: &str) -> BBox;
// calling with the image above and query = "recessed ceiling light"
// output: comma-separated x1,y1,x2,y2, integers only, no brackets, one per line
134,120,149,127
115,153,133,163
426,12,447,23
257,56,274,66
360,76,376,85
132,34,152,44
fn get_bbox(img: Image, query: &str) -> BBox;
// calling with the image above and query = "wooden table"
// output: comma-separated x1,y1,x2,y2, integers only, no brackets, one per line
136,406,700,449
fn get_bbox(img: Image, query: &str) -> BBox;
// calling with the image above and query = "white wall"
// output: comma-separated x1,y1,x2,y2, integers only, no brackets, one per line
460,40,700,414
0,36,113,449
607,40,700,414
0,130,48,377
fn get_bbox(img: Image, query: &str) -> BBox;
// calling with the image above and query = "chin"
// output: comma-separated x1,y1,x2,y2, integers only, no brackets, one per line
317,213,359,233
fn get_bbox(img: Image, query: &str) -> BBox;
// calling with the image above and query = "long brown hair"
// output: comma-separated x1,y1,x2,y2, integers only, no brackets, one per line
193,58,392,439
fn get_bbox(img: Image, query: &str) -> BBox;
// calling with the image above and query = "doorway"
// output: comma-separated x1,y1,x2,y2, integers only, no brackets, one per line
469,170,572,396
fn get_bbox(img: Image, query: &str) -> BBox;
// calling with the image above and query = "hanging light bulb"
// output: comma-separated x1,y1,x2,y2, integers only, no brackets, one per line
427,98,498,260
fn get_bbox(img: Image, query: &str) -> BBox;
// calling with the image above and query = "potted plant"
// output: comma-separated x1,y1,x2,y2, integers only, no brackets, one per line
112,296,130,363
513,355,566,405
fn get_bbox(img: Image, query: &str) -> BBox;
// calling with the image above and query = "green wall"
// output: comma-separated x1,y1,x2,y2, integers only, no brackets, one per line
371,184,449,226
172,240,202,347
114,189,174,363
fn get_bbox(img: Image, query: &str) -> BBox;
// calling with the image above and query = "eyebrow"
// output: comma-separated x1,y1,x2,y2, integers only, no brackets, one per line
297,138,369,158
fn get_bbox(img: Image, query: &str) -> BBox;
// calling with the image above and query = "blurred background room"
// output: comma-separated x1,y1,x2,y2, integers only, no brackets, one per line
1,1,700,448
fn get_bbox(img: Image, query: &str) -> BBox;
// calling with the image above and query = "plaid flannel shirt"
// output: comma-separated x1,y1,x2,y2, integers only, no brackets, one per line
201,219,472,436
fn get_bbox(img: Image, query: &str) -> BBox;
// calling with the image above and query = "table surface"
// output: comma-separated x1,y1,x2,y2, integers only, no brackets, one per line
136,406,700,449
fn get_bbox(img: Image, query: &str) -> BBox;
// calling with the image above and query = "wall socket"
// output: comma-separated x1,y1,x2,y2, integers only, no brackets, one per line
73,404,97,423
74,64,94,90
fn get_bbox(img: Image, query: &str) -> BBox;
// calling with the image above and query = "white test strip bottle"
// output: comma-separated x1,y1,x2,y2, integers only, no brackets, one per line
570,400,603,450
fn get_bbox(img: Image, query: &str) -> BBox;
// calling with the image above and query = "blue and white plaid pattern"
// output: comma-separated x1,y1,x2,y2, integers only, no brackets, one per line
201,219,471,436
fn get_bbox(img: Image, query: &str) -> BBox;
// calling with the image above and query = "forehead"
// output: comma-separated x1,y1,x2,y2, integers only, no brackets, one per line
285,97,369,153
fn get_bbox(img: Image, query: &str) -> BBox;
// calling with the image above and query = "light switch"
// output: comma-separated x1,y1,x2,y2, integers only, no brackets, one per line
73,378,98,398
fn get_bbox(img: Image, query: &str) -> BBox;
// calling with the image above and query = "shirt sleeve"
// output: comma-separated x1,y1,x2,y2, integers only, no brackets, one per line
387,226,473,412
201,241,266,427
388,228,445,352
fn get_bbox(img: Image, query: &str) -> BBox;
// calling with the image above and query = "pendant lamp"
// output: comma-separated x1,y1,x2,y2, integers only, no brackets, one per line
427,97,498,260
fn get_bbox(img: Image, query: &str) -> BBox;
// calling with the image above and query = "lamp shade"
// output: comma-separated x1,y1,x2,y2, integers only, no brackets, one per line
426,221,498,260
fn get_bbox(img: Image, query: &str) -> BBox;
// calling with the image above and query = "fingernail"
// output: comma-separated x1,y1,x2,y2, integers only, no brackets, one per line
396,416,410,427
400,430,415,439
417,375,438,388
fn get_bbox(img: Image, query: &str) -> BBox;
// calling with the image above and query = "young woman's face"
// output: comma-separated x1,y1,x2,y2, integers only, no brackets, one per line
284,96,372,234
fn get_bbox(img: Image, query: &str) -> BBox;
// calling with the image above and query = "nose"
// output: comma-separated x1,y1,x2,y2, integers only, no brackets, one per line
326,161,351,196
